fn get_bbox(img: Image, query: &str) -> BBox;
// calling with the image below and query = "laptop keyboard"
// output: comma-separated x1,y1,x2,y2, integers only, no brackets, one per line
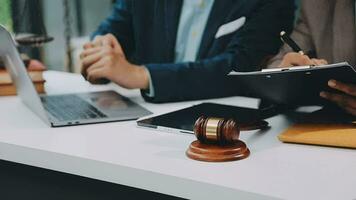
41,94,107,121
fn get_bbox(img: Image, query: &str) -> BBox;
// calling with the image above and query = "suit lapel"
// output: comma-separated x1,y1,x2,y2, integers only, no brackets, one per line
163,0,183,62
197,0,238,59
332,0,356,65
311,0,334,61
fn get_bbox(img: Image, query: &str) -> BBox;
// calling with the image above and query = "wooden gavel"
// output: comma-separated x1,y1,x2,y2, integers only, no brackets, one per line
187,116,257,162
194,116,240,145
187,116,268,162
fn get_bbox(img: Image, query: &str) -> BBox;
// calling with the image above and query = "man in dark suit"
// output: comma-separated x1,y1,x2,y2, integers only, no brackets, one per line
80,0,295,103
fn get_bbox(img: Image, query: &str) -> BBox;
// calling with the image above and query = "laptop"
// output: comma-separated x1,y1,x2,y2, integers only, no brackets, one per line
0,25,152,127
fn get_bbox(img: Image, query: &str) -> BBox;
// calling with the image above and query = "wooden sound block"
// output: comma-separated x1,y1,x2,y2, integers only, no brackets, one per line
186,140,250,162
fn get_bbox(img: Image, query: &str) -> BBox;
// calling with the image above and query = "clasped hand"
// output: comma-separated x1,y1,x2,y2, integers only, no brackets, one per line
80,34,149,90
281,52,356,116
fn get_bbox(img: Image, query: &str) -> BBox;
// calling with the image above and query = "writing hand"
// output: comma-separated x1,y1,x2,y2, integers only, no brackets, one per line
279,52,328,67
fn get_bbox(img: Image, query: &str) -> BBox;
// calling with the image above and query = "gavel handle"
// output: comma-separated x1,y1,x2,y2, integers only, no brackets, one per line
239,120,269,131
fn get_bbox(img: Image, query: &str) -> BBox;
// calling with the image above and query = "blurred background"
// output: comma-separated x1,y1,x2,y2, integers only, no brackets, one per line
0,0,301,73
0,0,113,73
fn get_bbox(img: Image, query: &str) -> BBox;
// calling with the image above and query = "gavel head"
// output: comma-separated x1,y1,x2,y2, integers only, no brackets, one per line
194,116,240,145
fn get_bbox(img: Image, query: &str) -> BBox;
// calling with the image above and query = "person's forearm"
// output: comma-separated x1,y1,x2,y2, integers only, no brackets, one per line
141,54,237,103
131,66,149,90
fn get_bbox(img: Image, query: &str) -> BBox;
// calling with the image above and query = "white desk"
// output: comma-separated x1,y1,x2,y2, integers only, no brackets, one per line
0,71,355,200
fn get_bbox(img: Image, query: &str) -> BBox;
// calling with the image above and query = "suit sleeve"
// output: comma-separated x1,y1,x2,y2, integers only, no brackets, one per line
267,2,315,68
91,0,134,58
143,0,295,103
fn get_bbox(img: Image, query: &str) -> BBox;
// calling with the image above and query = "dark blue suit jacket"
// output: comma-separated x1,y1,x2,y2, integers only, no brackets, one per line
93,0,295,103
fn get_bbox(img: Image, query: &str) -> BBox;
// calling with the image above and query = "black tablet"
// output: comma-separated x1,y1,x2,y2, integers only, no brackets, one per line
229,62,356,105
137,103,263,134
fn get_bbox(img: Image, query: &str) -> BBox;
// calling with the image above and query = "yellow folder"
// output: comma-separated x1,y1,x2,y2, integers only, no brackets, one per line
279,124,356,148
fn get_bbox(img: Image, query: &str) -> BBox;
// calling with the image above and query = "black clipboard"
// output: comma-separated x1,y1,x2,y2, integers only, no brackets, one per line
228,62,356,105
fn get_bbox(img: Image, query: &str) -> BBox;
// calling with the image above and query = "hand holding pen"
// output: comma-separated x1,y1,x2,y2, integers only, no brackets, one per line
278,31,328,67
278,31,356,117
280,31,304,55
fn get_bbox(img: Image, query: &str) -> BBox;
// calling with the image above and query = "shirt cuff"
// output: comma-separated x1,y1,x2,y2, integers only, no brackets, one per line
144,67,155,97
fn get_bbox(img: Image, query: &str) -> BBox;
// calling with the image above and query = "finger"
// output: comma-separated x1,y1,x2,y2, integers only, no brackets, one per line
81,55,105,80
280,53,313,67
81,59,88,79
319,59,328,65
93,34,119,49
86,57,110,74
101,35,113,47
87,67,107,84
81,46,113,76
81,65,88,81
310,59,318,66
81,55,101,79
92,35,104,47
83,42,94,50
87,61,106,74
293,55,313,66
81,51,104,67
102,34,124,55
320,92,356,109
344,107,356,116
311,59,328,66
80,47,102,59
100,34,117,46
288,53,312,66
82,58,106,82
328,80,356,96
311,59,322,66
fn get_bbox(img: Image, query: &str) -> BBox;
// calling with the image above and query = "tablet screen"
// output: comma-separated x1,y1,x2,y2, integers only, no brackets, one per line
137,103,263,133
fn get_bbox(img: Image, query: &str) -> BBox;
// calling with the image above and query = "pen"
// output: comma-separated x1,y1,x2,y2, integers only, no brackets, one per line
280,31,304,55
